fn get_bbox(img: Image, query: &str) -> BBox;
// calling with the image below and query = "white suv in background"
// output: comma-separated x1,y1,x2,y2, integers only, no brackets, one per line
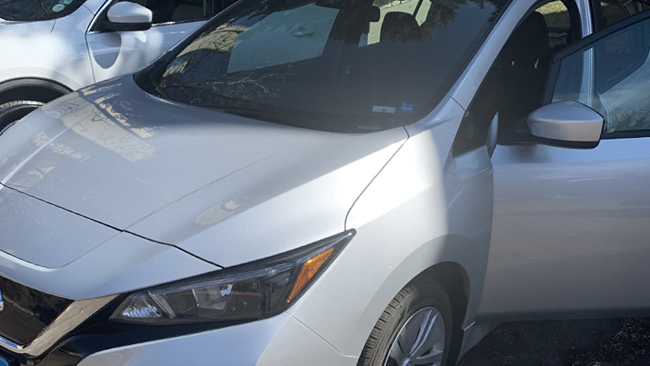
0,0,235,126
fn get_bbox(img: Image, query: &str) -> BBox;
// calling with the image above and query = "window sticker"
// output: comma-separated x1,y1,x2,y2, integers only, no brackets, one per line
52,4,66,12
372,106,397,114
60,0,73,5
400,102,415,113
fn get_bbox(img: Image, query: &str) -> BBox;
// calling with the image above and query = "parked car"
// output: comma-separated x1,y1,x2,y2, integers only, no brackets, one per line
0,0,649,366
0,0,236,127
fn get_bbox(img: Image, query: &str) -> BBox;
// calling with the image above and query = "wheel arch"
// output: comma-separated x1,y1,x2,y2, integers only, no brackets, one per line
0,78,73,105
351,233,480,363
419,261,470,366
289,230,485,359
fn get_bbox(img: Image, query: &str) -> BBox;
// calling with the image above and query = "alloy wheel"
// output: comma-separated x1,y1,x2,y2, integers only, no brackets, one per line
384,307,446,366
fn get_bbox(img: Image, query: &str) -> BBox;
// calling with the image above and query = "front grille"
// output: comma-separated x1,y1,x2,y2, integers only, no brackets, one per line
0,276,73,346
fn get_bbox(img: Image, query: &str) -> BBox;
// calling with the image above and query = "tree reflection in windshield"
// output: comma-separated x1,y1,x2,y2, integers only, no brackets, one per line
138,0,511,133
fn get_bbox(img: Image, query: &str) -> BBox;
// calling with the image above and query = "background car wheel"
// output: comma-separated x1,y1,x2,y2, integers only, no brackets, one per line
359,279,453,366
0,100,44,130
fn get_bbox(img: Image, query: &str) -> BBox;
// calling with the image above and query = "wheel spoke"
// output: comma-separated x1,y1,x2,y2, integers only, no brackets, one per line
412,349,444,365
426,314,446,353
383,306,447,366
410,309,440,358
400,312,423,354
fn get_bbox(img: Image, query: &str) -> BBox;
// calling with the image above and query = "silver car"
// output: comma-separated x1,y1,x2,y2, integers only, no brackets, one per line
0,0,649,366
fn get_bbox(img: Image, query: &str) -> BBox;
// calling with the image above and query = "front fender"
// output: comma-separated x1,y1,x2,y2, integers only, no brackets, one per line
287,99,493,357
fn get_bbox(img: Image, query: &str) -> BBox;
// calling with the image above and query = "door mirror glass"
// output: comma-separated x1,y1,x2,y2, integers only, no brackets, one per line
528,100,603,148
106,2,153,31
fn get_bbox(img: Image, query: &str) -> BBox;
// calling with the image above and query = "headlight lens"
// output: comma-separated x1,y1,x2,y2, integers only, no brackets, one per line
110,230,355,324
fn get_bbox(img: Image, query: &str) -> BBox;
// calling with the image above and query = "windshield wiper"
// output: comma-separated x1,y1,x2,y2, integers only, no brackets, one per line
149,76,172,100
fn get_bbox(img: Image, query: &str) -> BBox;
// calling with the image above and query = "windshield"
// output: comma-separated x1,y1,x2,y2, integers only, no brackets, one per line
0,0,87,21
137,0,510,132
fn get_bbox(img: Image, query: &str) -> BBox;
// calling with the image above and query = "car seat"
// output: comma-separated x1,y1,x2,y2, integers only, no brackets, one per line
499,11,550,134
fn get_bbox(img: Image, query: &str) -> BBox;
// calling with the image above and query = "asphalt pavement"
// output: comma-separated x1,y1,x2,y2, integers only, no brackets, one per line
457,318,650,366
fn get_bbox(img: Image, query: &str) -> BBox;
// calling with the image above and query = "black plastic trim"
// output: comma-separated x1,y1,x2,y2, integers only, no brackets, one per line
0,277,73,347
498,117,601,149
601,129,650,140
92,19,152,32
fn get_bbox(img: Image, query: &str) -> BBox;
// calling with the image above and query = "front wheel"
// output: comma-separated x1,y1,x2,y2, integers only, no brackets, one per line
0,100,44,131
359,279,452,366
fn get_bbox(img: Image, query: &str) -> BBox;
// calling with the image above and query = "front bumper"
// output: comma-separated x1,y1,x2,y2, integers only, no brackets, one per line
77,313,357,366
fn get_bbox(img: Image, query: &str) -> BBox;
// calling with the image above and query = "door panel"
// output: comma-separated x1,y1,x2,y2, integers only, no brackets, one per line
480,12,650,320
481,139,650,320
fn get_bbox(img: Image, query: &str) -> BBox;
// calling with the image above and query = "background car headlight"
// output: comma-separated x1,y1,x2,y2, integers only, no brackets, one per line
110,230,355,324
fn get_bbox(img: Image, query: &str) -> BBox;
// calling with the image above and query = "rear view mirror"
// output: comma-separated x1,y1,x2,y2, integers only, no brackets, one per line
527,100,604,149
316,0,380,21
103,2,153,32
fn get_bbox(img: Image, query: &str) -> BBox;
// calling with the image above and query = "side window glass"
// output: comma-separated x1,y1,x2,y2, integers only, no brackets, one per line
594,0,650,31
552,16,650,135
106,0,216,26
147,0,212,24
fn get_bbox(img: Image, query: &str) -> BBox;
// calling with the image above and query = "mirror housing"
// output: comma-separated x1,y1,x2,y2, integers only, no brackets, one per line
103,2,153,32
527,100,604,149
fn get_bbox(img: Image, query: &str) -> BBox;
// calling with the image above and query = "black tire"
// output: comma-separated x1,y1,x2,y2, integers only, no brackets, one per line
0,100,44,131
359,279,453,366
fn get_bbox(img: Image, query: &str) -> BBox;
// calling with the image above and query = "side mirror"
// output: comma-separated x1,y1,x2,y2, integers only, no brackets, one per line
104,2,153,32
527,100,604,149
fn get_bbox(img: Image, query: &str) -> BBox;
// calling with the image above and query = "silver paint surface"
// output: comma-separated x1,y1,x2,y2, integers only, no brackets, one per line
482,138,650,319
527,100,604,143
77,313,358,366
0,184,117,268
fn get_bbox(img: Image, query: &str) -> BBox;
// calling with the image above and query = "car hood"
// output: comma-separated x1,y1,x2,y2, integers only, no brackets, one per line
0,76,407,267
0,181,218,299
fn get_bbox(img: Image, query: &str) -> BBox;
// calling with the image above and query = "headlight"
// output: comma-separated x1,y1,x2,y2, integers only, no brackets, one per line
110,230,355,324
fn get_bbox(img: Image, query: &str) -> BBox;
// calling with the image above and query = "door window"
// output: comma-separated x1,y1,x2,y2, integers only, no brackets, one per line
92,0,232,30
593,0,650,31
550,13,650,136
126,0,217,24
